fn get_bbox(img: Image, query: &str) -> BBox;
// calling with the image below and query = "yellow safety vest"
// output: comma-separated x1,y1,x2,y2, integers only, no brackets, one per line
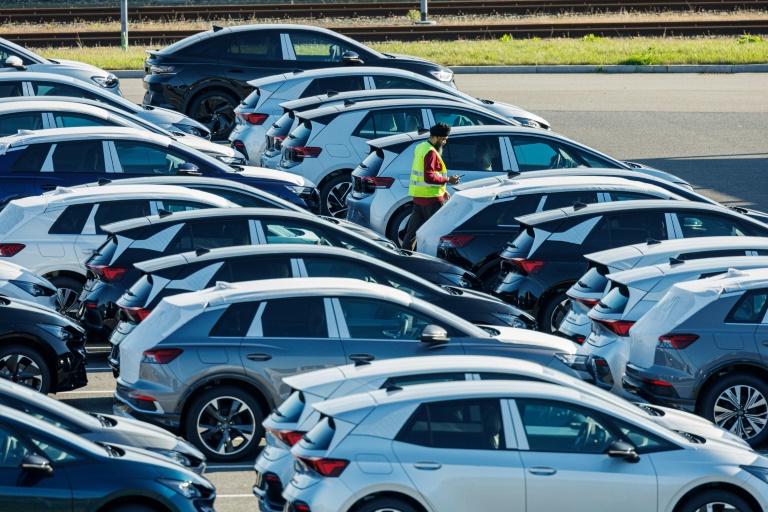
409,141,447,198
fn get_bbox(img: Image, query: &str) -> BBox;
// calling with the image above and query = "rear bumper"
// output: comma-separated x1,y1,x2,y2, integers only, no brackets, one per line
622,364,697,412
113,386,182,432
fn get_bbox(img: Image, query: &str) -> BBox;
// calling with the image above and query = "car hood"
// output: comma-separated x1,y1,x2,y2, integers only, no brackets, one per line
172,133,237,158
489,325,577,353
109,444,214,488
235,166,309,186
382,53,435,64
620,162,691,188
648,406,751,448
50,59,113,76
479,101,551,129
399,248,469,273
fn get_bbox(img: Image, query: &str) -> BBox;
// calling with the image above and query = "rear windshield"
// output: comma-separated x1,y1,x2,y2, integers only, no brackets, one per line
243,87,261,108
353,149,385,178
593,284,630,315
505,226,535,254
273,391,306,424
87,235,119,267
573,265,609,293
285,121,312,146
268,113,295,136
298,416,336,451
125,275,153,306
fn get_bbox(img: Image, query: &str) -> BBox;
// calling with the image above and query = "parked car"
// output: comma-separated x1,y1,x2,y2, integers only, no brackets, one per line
0,184,234,311
559,236,768,343
0,71,209,137
0,377,206,473
1,36,120,94
0,403,217,511
0,126,319,211
232,66,548,160
0,96,245,164
255,88,469,169
144,24,458,139
0,260,57,308
626,268,768,446
347,126,690,246
0,295,87,394
256,354,744,511
492,200,768,333
283,380,764,512
586,256,768,393
114,277,588,462
415,175,686,285
277,97,517,217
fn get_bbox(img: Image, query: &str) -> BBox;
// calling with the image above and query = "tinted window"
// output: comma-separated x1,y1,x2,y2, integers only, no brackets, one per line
593,284,629,314
0,81,23,97
508,226,536,253
543,191,599,210
53,113,109,129
303,258,380,282
32,81,97,100
726,289,768,324
161,200,213,213
510,138,584,172
29,435,80,464
9,143,52,173
48,203,93,235
678,249,750,261
432,108,495,128
114,140,187,175
0,424,29,468
193,187,274,208
50,140,106,173
263,220,332,245
335,235,379,257
354,108,423,139
94,201,151,234
210,301,261,337
261,297,327,338
223,32,281,61
372,76,431,91
609,191,661,201
300,76,365,98
396,399,505,450
496,195,542,226
612,418,675,454
443,136,503,172
572,265,609,293
336,297,436,340
170,220,250,251
228,257,291,281
585,213,668,251
273,391,305,423
677,213,751,238
0,112,43,136
291,34,351,62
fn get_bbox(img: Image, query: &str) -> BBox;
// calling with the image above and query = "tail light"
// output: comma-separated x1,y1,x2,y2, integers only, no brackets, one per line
142,348,183,364
86,264,127,282
290,146,322,158
361,176,394,193
439,235,475,248
642,378,673,387
265,426,305,447
237,112,268,125
272,135,286,150
658,333,699,349
591,318,635,337
295,455,349,477
119,305,152,322
568,294,600,308
503,257,545,275
572,335,586,345
291,502,311,512
0,244,25,257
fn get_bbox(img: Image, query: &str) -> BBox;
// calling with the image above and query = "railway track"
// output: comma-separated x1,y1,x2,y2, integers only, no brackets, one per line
1,0,765,24
3,19,767,46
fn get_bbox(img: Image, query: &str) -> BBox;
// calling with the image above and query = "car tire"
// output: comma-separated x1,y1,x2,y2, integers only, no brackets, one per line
183,386,264,462
49,275,83,314
677,489,754,512
188,90,238,141
387,204,413,248
354,497,419,512
321,173,352,218
0,344,51,394
540,291,570,334
699,373,768,446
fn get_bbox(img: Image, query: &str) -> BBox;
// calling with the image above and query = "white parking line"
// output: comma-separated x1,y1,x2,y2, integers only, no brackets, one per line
216,494,255,498
59,390,114,395
207,464,254,470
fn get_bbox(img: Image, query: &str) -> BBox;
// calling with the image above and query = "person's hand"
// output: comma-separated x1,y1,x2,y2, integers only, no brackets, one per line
444,191,451,201
447,174,461,184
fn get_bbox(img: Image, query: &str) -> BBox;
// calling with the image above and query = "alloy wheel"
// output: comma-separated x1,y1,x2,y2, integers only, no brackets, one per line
0,354,44,392
194,95,236,140
548,297,571,333
712,384,768,440
195,395,256,456
690,503,744,512
326,181,352,218
56,287,79,313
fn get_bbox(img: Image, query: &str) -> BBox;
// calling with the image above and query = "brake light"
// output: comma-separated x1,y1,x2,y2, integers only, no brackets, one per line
86,264,127,282
503,257,545,275
237,112,269,125
233,140,245,149
295,455,349,477
0,244,25,257
361,176,394,192
291,146,322,158
642,378,672,387
272,135,286,149
265,427,305,447
658,333,699,349
291,502,311,512
142,348,183,364
572,335,586,345
128,393,157,402
592,318,635,337
439,235,475,248
569,295,600,308
119,305,152,322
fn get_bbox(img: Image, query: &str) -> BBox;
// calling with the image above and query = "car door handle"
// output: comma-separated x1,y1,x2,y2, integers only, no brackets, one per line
40,184,57,191
528,467,557,476
414,462,442,470
246,353,272,361
349,354,374,362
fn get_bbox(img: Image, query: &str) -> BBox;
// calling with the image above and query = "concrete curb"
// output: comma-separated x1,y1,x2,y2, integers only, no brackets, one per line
113,63,768,78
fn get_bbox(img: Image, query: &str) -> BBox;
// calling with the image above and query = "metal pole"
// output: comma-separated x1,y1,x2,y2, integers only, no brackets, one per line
120,0,128,51
421,0,427,22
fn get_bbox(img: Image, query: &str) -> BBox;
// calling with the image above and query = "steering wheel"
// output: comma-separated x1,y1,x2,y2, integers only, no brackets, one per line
574,422,595,452
548,153,565,169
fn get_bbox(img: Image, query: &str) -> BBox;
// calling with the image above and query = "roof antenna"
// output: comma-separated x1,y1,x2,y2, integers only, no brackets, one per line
572,201,588,210
97,177,111,186
669,257,684,266
157,209,172,218
646,238,661,245
417,128,429,135
195,247,210,256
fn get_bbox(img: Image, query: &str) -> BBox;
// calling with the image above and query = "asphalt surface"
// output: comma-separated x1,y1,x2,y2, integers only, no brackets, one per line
67,73,768,512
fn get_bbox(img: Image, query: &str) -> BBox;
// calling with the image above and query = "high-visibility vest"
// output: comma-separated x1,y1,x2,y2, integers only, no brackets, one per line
409,141,447,198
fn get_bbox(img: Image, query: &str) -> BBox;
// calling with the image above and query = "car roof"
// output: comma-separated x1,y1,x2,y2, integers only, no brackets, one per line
609,255,768,287
0,100,111,116
279,88,461,111
249,66,422,87
368,125,583,149
671,267,768,296
296,98,507,123
0,126,168,146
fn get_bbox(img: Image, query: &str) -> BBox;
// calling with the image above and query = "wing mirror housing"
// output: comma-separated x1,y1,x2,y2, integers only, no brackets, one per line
341,51,364,65
3,56,25,70
606,440,639,463
420,324,448,343
21,454,53,476
176,162,201,176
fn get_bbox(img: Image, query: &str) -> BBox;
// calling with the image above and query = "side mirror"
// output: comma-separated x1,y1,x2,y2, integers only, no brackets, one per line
606,440,639,463
341,51,364,66
3,56,25,70
420,324,448,343
21,454,53,476
176,162,201,176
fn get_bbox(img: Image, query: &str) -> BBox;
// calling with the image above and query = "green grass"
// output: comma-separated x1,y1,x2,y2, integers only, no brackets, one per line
33,35,768,70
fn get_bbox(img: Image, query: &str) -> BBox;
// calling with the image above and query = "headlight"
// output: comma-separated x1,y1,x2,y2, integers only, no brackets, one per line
491,313,528,329
150,65,176,75
287,185,314,197
430,69,454,82
555,353,590,372
512,117,542,129
742,465,768,484
9,279,56,297
91,73,119,88
173,124,205,138
38,323,84,341
149,449,192,467
217,155,247,166
157,478,201,499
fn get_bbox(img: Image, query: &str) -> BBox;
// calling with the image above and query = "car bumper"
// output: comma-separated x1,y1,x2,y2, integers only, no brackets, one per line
558,308,593,342
113,385,182,433
230,122,271,166
282,475,358,512
253,444,294,512
55,345,88,392
622,363,697,412
77,280,125,343
143,75,182,111
583,336,628,393
346,193,393,237
491,270,545,312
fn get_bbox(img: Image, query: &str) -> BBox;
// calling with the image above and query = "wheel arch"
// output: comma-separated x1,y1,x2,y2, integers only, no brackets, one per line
182,81,244,115
671,481,762,512
693,362,768,404
348,490,431,512
0,333,58,385
40,269,87,285
535,280,576,323
96,492,173,512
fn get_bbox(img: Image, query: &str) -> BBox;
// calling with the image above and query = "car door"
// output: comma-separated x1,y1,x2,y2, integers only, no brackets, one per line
0,111,45,136
391,398,525,511
580,212,671,255
285,31,355,70
218,30,284,85
239,296,346,399
349,107,427,160
440,135,511,188
726,289,768,363
513,399,658,512
331,297,464,364
34,139,112,193
109,139,190,176
672,211,755,239
75,200,153,268
0,140,51,199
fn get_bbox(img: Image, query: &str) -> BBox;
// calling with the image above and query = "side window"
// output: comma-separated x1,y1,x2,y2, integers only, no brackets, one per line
478,372,547,383
160,200,214,213
443,136,503,172
432,108,495,128
676,213,752,238
353,109,423,139
93,201,151,234
9,143,52,173
33,81,99,100
48,203,93,235
53,113,109,129
263,220,332,245
496,194,542,226
28,436,80,464
612,418,675,454
185,220,249,249
210,301,261,337
573,150,617,168
50,140,106,173
290,34,351,62
383,372,467,388
336,297,435,340
542,191,599,210
336,235,378,257
223,32,281,61
608,191,661,201
300,76,365,98
372,76,431,91
584,213,668,250
517,399,616,454
260,297,327,338
229,257,292,280
726,289,768,324
194,187,274,208
0,396,85,433
0,81,24,97
379,273,430,299
509,138,584,172
303,258,380,283
0,424,30,468
113,140,186,175
396,399,505,450
0,113,44,136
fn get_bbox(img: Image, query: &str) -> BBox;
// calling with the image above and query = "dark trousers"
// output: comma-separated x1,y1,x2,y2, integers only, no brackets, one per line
403,201,443,250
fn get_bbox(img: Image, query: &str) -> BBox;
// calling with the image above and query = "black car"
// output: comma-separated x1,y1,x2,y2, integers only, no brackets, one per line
143,24,455,139
79,208,481,342
0,296,87,394
0,404,216,512
491,200,768,333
